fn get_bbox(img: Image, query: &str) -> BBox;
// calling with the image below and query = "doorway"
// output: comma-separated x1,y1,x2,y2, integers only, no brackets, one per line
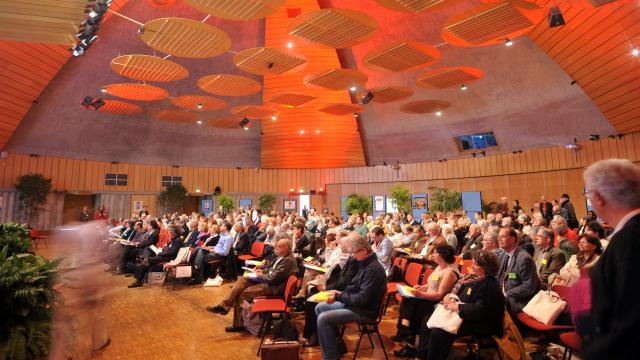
62,194,95,224
299,194,310,217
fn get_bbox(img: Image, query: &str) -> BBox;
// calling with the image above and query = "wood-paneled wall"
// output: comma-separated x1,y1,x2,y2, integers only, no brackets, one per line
0,190,64,230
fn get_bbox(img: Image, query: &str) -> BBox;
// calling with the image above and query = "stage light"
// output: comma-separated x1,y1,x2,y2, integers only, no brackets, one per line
505,38,513,47
315,129,320,134
196,120,203,125
196,103,203,109
361,91,374,104
81,96,94,108
349,86,356,92
239,117,250,129
287,41,293,48
100,88,108,93
435,111,442,116
589,134,600,141
243,126,249,131
354,113,359,118
91,98,105,110
298,188,304,193
548,6,565,28
271,115,277,121
632,48,639,57
460,84,467,91
299,129,304,134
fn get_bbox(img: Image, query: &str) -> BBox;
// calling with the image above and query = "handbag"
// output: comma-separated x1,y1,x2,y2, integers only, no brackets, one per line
522,290,566,325
146,271,166,284
426,294,464,334
260,341,300,360
241,300,263,336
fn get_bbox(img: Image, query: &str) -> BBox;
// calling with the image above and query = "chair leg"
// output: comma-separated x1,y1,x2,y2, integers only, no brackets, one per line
568,349,573,360
257,313,272,356
42,238,47,248
375,328,389,360
365,327,374,348
353,325,365,359
383,294,390,315
340,325,347,337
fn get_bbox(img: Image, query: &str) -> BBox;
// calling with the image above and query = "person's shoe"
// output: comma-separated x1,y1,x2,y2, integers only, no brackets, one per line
125,274,133,277
391,325,412,342
225,325,245,332
302,334,319,347
207,305,228,315
337,340,348,356
393,345,416,358
127,281,143,288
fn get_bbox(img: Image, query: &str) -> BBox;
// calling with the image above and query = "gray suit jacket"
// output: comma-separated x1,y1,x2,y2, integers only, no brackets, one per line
499,247,540,315
260,253,298,296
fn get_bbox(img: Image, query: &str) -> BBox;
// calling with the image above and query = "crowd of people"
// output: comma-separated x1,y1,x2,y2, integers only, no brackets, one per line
97,158,639,360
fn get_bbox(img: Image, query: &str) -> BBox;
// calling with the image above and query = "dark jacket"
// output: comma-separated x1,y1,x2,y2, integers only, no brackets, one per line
462,233,483,259
533,246,566,289
539,202,553,223
326,256,359,292
498,247,540,315
203,234,219,247
254,230,267,243
137,229,159,249
457,276,505,337
234,232,251,255
157,236,184,260
183,230,200,247
260,253,298,296
294,234,310,254
121,228,136,241
585,213,640,360
561,200,578,228
336,253,387,319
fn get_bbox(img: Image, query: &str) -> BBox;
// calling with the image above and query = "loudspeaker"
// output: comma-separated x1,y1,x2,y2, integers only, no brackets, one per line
549,7,565,28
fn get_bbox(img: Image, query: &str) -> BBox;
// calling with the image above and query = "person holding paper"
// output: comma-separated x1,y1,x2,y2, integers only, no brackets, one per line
131,220,160,264
207,234,298,333
371,226,393,274
392,245,460,358
128,225,184,288
192,223,231,283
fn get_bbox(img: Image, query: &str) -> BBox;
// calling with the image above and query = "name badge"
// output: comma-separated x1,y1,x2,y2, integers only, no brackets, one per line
431,274,440,281
470,243,476,249
508,272,517,280
541,259,548,265
466,288,472,296
459,258,464,266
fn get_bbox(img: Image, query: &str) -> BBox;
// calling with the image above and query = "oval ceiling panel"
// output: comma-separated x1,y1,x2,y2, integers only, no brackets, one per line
375,0,462,12
288,8,378,48
208,117,245,129
363,42,440,72
102,83,168,101
317,103,365,116
416,66,484,89
369,86,414,103
304,69,368,91
97,100,144,115
267,92,317,108
152,110,199,123
111,54,188,82
186,0,285,20
234,47,307,75
231,105,278,119
400,100,451,114
442,0,544,47
171,95,227,110
197,74,262,96
138,18,231,58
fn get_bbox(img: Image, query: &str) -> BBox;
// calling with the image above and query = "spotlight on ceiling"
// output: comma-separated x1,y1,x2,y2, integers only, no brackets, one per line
238,117,250,129
81,96,94,108
196,103,203,109
632,48,639,57
100,88,108,93
299,129,305,134
435,111,442,117
90,98,105,110
548,6,565,28
271,115,277,121
361,91,374,104
505,38,513,47
589,134,600,141
287,41,293,48
315,129,320,134
349,86,357,92
354,113,359,118
460,84,468,91
73,0,111,57
196,120,203,125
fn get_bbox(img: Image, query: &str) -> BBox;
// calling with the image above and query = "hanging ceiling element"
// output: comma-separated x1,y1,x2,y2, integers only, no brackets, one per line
102,83,169,101
442,0,544,47
369,86,414,103
208,117,245,129
267,92,317,108
234,47,307,75
231,105,278,119
304,69,368,91
197,74,262,96
318,103,365,115
375,0,461,12
152,110,199,123
416,66,484,89
288,8,378,48
138,17,231,58
400,99,451,114
97,100,144,115
186,0,285,20
363,41,440,72
111,54,189,82
171,95,227,111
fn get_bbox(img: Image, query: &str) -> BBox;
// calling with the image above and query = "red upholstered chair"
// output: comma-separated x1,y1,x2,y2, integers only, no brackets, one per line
239,241,266,262
460,260,473,275
30,229,48,249
559,331,581,360
340,290,389,360
517,284,574,333
384,262,423,314
395,267,434,303
251,274,298,356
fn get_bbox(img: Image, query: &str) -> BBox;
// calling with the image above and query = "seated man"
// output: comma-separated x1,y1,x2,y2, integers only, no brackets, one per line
192,223,231,283
533,228,566,289
497,227,539,316
182,220,200,247
105,220,138,272
208,234,298,332
315,232,387,359
128,225,184,288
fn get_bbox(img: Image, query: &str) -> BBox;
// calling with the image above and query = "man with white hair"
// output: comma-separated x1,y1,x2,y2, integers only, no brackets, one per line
582,159,640,360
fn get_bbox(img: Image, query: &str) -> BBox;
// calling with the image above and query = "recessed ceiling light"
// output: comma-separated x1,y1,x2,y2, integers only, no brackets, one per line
287,41,293,48
196,103,203,109
505,38,513,47
300,129,304,134
271,115,277,121
315,129,320,134
354,113,359,118
196,120,203,124
435,111,442,116
100,88,107,93
460,84,468,91
632,48,640,57
243,126,249,131
349,86,357,92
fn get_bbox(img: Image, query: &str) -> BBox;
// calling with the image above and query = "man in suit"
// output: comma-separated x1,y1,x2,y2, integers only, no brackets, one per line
128,225,184,288
539,196,554,225
497,227,539,316
232,222,250,255
461,223,483,259
132,219,160,263
533,228,566,289
208,234,298,332
582,159,640,360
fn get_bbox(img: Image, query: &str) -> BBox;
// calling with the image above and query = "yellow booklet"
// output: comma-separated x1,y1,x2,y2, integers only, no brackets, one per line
396,284,416,298
307,291,332,303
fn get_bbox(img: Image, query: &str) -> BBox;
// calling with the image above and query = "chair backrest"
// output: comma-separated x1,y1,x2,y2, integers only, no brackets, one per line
283,275,299,311
374,289,390,324
420,267,435,285
251,241,266,257
461,260,473,275
404,262,423,286
30,229,38,237
551,284,572,302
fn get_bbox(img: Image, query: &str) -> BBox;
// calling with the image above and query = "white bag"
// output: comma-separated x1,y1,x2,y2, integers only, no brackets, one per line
175,265,192,278
522,290,566,325
427,295,464,334
203,275,224,287
147,272,166,284
167,247,190,266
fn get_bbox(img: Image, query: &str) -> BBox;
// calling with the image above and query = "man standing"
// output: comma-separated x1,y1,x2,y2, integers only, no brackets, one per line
315,232,386,359
533,228,565,290
497,227,539,316
582,159,640,360
560,194,579,229
539,196,553,225
208,234,297,332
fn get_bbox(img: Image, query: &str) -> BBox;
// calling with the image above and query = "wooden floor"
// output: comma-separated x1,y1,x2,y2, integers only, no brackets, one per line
36,236,566,360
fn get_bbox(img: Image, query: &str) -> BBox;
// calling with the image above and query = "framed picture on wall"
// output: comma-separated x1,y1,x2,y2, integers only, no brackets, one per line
134,200,143,212
284,200,296,211
413,197,427,209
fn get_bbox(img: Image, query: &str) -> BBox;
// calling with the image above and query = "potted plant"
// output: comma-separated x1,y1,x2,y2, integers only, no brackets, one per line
159,184,188,214
258,193,276,212
217,194,234,214
344,193,372,216
14,174,52,226
389,184,411,214
429,188,462,213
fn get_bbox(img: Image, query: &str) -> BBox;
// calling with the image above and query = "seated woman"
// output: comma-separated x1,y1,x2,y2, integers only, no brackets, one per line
423,249,504,360
392,244,460,358
553,234,602,287
295,233,339,298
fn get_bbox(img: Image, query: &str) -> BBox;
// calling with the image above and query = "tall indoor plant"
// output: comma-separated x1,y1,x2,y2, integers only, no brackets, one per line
429,188,462,213
14,174,52,226
389,184,411,214
158,184,188,214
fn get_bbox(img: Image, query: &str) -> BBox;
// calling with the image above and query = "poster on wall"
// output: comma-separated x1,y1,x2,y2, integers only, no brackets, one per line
134,201,143,212
413,197,427,209
373,196,385,211
411,193,428,219
200,199,213,216
284,200,297,211
386,198,397,213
